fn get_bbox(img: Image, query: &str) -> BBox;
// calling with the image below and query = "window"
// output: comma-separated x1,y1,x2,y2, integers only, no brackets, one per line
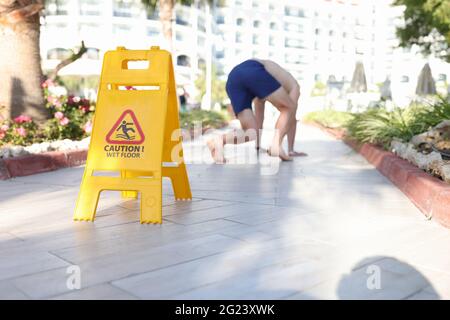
79,0,100,15
216,15,225,24
80,23,99,37
253,20,261,28
401,75,409,83
176,16,189,26
177,55,190,67
269,36,275,46
285,23,302,32
175,32,183,41
329,30,333,36
147,27,159,37
285,54,302,64
113,24,131,35
113,0,140,18
270,22,278,30
253,34,263,45
285,38,304,49
46,0,69,15
438,74,447,81
198,17,206,32
315,28,320,35
236,18,244,26
236,32,243,43
285,6,305,17
197,36,205,47
216,50,224,59
355,46,364,54
47,48,71,60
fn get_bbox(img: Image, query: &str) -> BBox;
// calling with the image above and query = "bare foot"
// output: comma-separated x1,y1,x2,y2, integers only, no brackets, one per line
289,150,308,157
207,139,225,164
267,146,293,161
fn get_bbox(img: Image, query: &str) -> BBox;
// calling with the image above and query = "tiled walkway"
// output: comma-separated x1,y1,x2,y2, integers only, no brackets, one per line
0,124,449,299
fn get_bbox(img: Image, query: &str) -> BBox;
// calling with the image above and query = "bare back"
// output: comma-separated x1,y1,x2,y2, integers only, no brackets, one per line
254,59,298,92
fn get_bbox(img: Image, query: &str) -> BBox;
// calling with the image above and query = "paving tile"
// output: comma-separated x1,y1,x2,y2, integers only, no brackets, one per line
50,283,137,300
1,124,448,299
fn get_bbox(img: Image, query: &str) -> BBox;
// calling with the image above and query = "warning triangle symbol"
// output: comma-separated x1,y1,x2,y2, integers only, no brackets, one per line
106,109,145,145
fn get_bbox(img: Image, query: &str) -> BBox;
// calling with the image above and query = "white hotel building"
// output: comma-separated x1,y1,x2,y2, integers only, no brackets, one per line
41,0,450,103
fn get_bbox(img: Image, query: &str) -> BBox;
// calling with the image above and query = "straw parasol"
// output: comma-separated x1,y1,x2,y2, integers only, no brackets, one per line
350,61,367,93
416,63,436,96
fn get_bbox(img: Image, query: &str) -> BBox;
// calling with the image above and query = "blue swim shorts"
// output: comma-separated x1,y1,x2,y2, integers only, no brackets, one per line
225,59,281,116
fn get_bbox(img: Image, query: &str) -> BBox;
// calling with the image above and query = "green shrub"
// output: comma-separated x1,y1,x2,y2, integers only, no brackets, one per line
179,109,228,130
303,109,353,128
345,98,450,148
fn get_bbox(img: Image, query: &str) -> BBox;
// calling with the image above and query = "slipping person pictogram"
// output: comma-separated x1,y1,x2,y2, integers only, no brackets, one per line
116,120,136,140
105,109,145,145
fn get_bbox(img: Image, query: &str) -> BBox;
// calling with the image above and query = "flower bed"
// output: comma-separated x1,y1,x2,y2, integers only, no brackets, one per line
0,79,94,151
305,98,450,184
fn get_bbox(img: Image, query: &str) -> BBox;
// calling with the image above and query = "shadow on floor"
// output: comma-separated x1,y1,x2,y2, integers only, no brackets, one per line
337,256,440,300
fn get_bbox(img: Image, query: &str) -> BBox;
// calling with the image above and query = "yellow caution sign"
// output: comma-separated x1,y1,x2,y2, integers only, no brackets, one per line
74,46,192,224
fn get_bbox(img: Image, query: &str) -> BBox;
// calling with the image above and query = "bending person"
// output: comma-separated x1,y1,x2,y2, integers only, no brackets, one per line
207,59,306,163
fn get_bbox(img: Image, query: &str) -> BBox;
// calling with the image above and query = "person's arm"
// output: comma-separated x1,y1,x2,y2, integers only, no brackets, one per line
253,98,265,149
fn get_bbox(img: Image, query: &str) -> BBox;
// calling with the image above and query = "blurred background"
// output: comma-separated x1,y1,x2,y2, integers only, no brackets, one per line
39,0,450,113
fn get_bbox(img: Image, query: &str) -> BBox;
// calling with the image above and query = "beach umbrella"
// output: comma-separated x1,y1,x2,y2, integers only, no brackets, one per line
416,63,436,96
380,77,392,100
350,61,367,93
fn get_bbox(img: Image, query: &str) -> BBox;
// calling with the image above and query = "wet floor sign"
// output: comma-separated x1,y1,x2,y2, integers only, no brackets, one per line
74,46,192,224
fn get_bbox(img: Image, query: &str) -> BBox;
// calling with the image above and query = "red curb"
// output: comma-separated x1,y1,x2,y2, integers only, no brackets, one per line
307,121,450,228
4,153,57,177
66,149,88,167
432,190,450,228
0,160,10,180
0,148,87,179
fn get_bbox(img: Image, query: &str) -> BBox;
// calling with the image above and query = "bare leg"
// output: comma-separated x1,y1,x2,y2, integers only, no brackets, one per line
207,109,258,163
253,98,265,150
265,87,296,161
286,85,308,157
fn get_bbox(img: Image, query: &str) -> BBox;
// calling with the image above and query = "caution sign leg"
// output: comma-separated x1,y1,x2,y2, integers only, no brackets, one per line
163,164,192,200
74,173,101,221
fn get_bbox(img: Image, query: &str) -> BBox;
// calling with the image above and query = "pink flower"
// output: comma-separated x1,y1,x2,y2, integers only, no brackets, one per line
41,79,55,88
0,131,5,140
83,120,93,133
54,111,64,120
14,115,32,124
125,86,136,90
15,127,27,137
0,124,9,132
59,117,70,126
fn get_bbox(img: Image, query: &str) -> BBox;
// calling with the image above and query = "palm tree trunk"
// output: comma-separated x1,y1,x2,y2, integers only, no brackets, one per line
0,5,46,122
159,0,174,51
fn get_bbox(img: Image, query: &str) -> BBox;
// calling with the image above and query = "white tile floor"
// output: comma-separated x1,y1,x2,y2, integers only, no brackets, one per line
0,124,449,299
